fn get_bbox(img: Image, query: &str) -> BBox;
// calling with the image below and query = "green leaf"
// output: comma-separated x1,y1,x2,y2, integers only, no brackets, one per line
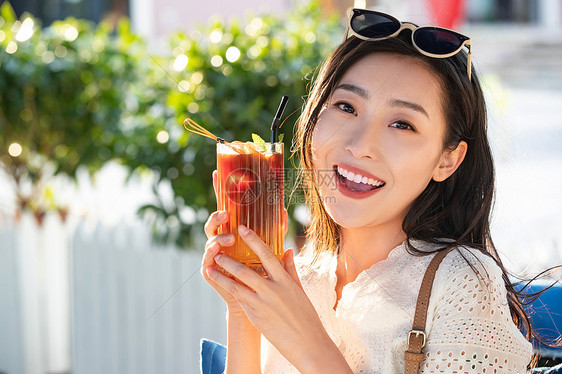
252,133,266,143
278,133,284,143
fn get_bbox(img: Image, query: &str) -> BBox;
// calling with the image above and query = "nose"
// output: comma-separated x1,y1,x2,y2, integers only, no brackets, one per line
343,119,380,160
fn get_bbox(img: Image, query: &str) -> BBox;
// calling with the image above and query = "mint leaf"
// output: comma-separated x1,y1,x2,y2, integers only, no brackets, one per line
278,133,284,143
252,133,265,143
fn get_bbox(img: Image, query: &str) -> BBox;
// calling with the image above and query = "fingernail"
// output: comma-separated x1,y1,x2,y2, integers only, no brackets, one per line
214,254,222,262
226,235,235,245
238,225,249,236
219,211,228,220
206,267,215,277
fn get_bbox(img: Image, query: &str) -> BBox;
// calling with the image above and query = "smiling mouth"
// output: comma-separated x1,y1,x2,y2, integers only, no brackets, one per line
334,165,386,192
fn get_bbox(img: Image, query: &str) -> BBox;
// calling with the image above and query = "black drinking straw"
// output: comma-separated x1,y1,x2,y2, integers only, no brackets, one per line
271,96,289,146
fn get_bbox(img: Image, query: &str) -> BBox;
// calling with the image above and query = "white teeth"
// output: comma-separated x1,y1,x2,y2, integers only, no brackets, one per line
336,166,385,187
338,166,348,177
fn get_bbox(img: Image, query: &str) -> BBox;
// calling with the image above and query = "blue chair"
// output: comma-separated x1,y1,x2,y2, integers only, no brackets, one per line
517,281,562,359
517,280,562,373
200,339,226,374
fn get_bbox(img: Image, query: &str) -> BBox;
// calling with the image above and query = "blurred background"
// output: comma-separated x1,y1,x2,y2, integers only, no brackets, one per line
1,0,561,373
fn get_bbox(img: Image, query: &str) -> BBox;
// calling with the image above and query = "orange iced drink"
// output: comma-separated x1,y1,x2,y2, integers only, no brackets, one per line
216,142,284,276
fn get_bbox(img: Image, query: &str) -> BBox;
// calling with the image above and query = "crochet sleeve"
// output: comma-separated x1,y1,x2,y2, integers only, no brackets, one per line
420,249,533,374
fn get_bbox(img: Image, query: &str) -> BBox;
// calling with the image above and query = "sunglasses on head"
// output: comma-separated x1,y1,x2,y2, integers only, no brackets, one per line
344,8,472,81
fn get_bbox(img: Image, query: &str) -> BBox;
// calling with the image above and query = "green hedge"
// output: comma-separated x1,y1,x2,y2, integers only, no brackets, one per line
0,1,342,247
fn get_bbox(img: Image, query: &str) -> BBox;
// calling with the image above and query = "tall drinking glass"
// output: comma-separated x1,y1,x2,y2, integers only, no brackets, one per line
216,142,284,276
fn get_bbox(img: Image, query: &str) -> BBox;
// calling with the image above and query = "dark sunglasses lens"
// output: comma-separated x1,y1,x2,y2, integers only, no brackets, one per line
414,28,466,54
351,10,400,39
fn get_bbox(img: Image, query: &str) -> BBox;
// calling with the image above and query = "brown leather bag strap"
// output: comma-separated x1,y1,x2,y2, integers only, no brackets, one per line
404,247,455,374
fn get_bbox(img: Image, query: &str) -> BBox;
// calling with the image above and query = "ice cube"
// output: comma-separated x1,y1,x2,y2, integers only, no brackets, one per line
218,142,244,155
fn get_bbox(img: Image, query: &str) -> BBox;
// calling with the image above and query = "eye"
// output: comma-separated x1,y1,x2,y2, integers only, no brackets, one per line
389,121,416,132
334,101,357,115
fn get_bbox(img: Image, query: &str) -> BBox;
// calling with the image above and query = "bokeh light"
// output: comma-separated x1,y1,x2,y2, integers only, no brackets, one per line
194,85,206,100
209,29,222,43
304,31,316,43
167,167,179,180
265,75,278,87
8,143,22,157
11,20,21,33
190,71,203,84
173,54,188,71
221,65,233,76
187,102,199,113
15,17,34,42
42,50,55,63
6,41,17,54
177,80,190,92
156,130,169,144
256,36,268,47
225,46,241,63
253,60,265,72
245,24,258,37
55,45,67,58
244,17,263,37
210,55,223,67
63,25,79,42
248,45,261,58
34,42,46,56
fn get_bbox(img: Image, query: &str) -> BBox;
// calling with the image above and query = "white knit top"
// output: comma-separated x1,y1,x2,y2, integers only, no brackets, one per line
261,240,533,373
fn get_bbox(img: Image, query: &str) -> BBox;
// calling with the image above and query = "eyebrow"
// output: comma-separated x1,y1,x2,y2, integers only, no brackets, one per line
334,83,369,99
388,99,429,119
334,83,430,119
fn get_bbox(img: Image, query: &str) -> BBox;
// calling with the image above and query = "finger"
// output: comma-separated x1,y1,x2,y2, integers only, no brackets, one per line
204,210,228,238
207,261,257,301
202,234,234,273
283,248,304,291
238,224,284,280
201,241,221,278
205,233,235,249
214,253,265,292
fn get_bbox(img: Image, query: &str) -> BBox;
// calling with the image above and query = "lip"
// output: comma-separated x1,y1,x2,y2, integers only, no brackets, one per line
333,163,385,200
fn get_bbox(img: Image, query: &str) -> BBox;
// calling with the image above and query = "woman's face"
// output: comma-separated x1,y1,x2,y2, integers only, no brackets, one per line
311,52,451,232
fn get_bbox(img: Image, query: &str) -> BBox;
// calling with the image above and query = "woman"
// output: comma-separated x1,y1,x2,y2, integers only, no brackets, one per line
202,9,534,373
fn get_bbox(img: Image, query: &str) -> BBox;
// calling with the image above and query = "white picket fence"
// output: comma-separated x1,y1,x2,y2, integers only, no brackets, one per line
0,214,227,374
